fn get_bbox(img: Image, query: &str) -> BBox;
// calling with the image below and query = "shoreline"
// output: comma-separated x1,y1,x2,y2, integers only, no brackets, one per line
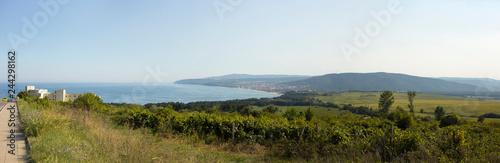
234,87,283,96
178,83,283,96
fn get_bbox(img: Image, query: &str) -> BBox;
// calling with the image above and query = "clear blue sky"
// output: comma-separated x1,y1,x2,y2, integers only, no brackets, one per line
1,0,499,82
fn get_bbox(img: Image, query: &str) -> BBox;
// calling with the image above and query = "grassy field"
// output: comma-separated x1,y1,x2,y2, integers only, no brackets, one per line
18,100,273,162
315,92,500,118
251,105,352,117
18,94,500,162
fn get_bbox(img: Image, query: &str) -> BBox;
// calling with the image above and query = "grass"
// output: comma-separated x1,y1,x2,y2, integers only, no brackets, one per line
315,92,500,117
17,96,500,162
18,100,273,162
251,105,352,116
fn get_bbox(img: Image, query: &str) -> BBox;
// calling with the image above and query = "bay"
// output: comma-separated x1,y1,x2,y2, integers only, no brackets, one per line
2,83,279,105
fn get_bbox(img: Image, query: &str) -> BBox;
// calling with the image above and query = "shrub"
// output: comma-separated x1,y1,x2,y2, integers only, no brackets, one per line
283,108,299,121
263,105,279,114
387,110,413,130
396,106,405,113
73,93,103,110
478,116,485,123
17,91,31,100
396,113,413,130
481,113,500,118
205,107,218,114
440,114,461,127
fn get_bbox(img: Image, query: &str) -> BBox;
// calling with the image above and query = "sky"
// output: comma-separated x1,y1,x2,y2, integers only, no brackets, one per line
1,0,499,83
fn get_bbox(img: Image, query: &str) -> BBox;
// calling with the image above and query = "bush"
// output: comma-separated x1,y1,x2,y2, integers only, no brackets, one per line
17,91,31,100
205,107,218,114
396,113,413,130
481,113,500,118
440,114,461,127
73,93,103,110
283,108,299,121
388,110,413,130
396,106,405,113
478,116,485,123
263,105,279,114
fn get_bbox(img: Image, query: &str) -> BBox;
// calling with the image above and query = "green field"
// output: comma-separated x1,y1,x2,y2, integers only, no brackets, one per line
251,105,352,116
315,92,500,117
19,92,500,162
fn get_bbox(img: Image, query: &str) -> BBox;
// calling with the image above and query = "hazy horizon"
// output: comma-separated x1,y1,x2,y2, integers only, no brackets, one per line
2,0,500,82
3,71,500,83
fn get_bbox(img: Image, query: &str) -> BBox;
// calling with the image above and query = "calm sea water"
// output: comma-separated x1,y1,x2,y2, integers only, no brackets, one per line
2,83,279,105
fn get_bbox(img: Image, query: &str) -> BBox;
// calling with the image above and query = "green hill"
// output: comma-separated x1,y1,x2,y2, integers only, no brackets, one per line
175,74,310,86
438,77,500,92
286,72,478,92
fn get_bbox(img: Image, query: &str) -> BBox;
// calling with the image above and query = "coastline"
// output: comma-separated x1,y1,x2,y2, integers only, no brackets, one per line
177,83,283,96
234,87,283,96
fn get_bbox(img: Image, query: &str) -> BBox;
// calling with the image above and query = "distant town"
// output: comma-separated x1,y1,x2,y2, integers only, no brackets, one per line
231,82,307,93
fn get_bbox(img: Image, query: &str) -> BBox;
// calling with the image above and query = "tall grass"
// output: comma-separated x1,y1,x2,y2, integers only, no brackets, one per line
17,95,500,162
18,100,266,162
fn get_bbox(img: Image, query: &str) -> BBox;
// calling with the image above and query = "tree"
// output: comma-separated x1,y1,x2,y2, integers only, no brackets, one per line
407,91,417,114
305,107,314,121
263,105,279,114
434,106,445,121
378,91,394,114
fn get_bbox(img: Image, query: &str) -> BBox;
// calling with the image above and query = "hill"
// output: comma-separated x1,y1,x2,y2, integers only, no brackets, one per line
438,77,500,92
205,74,311,80
175,74,311,84
286,72,478,92
175,74,311,92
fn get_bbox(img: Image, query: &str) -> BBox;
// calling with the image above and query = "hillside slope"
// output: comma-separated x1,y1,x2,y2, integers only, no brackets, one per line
175,74,311,86
286,72,478,92
438,77,500,92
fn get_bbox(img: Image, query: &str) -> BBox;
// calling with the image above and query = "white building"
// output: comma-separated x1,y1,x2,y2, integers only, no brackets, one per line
25,86,87,102
26,86,49,98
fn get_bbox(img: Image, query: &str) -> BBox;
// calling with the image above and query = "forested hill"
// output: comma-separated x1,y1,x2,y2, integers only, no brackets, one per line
285,72,479,92
175,74,311,86
205,74,311,80
175,72,488,93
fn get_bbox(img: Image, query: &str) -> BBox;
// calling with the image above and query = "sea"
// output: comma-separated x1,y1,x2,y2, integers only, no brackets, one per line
2,83,279,105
